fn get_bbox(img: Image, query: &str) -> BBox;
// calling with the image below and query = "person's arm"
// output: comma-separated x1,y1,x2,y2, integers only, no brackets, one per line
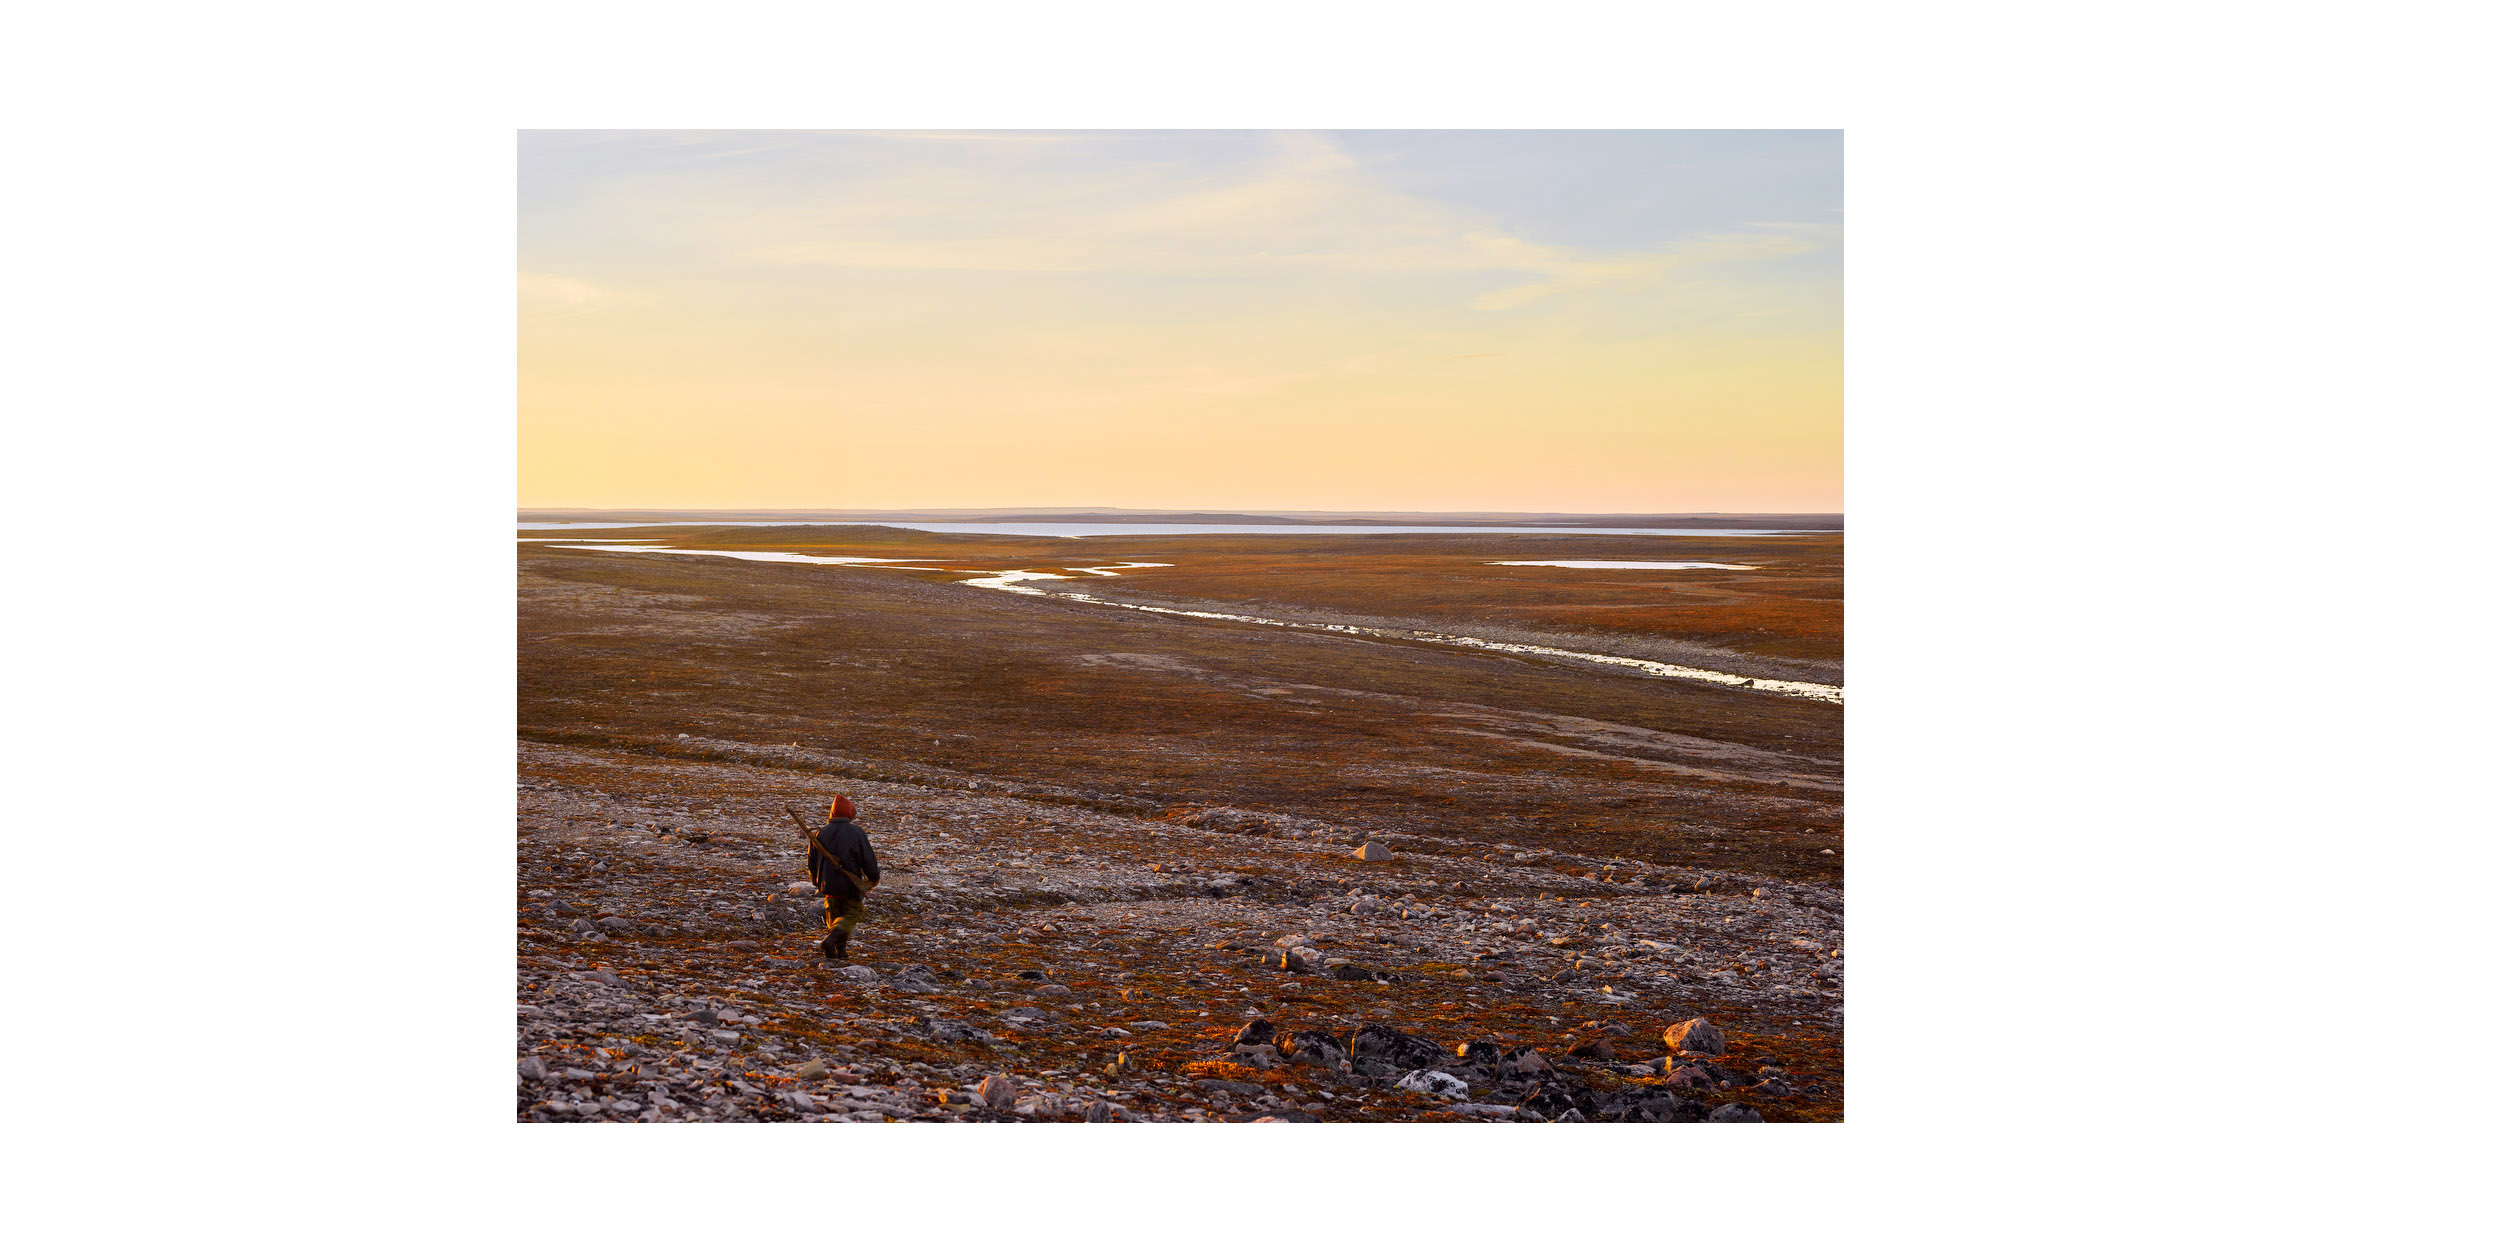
858,833,881,885
810,823,836,890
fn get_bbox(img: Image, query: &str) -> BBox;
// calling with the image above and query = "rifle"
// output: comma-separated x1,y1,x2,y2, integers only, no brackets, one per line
785,806,877,895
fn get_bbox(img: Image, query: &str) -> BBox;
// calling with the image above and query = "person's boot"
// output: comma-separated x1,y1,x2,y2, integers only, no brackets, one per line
821,931,843,962
830,929,851,961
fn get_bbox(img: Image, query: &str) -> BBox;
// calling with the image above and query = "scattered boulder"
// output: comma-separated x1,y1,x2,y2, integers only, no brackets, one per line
1639,1093,1706,1123
1395,1069,1469,1099
796,1058,828,1079
1329,964,1380,982
1565,1038,1617,1062
1282,1031,1349,1070
1351,1023,1450,1071
1504,1047,1552,1076
839,965,878,983
1263,947,1319,973
925,1019,997,1044
1234,1018,1277,1048
1356,843,1395,863
1084,1099,1120,1123
517,1057,548,1083
975,1074,1019,1109
1348,897,1381,916
1708,1103,1765,1123
1663,1017,1727,1055
1519,1081,1583,1121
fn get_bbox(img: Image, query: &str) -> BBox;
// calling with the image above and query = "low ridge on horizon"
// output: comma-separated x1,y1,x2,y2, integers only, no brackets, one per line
519,506,1841,523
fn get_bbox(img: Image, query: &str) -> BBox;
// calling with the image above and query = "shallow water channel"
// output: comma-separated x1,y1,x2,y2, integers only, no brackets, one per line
541,545,1842,704
1488,560,1758,571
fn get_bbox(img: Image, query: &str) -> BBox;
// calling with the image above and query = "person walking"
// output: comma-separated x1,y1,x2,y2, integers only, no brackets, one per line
805,794,881,962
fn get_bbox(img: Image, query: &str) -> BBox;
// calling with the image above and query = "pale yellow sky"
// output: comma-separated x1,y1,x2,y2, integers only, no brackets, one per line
520,130,1840,512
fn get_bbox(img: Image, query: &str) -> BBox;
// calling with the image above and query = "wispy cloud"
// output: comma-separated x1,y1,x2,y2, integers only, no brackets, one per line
518,272,654,313
722,133,1829,310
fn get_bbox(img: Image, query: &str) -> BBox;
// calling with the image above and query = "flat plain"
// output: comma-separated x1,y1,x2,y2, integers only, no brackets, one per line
517,525,1843,1122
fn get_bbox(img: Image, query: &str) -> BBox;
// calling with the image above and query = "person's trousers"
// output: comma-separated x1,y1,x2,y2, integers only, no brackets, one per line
823,892,865,938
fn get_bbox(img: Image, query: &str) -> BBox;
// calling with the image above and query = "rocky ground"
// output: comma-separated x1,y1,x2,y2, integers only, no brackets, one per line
517,737,1843,1123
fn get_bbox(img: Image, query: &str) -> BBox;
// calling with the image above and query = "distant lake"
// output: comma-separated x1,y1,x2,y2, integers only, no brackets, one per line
516,520,1833,538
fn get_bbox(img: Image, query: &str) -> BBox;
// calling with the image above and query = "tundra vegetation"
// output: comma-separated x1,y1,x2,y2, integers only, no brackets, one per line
518,525,1842,1122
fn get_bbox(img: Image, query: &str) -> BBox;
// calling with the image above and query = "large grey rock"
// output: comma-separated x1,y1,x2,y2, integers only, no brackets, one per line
1663,1017,1727,1055
1565,1038,1617,1061
1395,1069,1468,1099
1282,1031,1348,1069
1356,843,1395,862
1233,1018,1276,1048
975,1074,1018,1109
517,1057,548,1083
839,965,879,983
1708,1103,1765,1123
1640,1093,1705,1123
1350,1023,1449,1071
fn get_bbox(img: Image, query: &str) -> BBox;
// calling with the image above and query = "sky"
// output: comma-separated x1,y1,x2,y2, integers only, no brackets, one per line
519,130,1841,513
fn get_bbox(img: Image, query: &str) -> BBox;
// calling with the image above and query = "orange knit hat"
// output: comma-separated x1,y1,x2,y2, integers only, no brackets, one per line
828,795,858,821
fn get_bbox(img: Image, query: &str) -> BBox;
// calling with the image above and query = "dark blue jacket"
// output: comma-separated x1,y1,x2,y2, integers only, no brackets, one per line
809,818,881,899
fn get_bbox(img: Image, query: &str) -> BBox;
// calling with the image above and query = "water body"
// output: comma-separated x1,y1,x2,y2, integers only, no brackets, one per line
533,542,1839,703
546,545,922,566
1003,576,1842,704
1489,560,1759,571
519,520,1830,538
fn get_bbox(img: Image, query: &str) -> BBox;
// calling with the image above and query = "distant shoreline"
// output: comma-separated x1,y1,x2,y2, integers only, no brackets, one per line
518,508,1842,531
